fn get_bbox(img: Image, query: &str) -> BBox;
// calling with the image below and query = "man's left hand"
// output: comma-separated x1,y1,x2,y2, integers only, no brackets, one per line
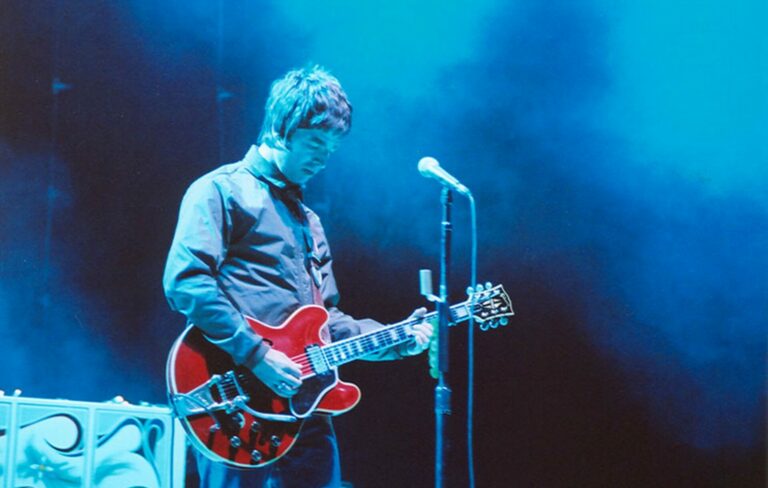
402,307,434,356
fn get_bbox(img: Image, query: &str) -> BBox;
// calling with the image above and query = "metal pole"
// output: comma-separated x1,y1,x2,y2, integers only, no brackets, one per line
435,187,453,488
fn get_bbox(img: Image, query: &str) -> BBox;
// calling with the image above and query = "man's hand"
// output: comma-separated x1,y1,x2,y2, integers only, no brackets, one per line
402,307,434,356
251,348,303,397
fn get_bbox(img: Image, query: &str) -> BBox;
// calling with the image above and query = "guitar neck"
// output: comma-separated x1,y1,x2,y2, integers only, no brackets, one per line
321,300,471,368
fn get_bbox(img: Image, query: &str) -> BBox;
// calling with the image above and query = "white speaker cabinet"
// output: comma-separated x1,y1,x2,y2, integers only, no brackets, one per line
0,395,186,488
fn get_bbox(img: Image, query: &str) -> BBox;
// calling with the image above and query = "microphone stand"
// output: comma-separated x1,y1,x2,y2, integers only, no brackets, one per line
435,187,453,488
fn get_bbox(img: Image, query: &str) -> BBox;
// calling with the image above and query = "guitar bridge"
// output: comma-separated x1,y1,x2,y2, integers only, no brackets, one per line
171,371,248,417
172,371,299,423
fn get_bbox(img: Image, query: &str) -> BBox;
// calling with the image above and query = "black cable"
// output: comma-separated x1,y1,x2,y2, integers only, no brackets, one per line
467,193,478,488
43,0,65,313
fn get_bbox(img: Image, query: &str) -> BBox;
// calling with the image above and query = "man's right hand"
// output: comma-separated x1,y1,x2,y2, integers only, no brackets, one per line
251,348,303,398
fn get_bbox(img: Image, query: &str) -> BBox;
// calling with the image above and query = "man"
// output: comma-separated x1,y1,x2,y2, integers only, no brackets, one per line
163,65,433,487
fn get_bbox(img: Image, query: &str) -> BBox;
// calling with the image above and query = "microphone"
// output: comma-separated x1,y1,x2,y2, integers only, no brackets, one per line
417,157,471,196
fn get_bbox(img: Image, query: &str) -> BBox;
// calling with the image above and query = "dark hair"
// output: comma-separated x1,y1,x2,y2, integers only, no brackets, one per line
258,65,352,149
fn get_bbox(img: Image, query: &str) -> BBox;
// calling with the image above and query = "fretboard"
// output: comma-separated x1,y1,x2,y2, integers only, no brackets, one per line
321,300,472,367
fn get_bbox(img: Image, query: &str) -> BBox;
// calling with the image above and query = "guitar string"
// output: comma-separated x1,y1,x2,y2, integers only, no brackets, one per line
278,301,483,365
288,313,450,364
231,301,491,394
286,302,483,368
310,325,411,366
285,306,480,372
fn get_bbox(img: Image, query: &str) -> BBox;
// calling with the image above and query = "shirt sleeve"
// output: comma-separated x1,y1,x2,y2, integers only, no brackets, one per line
308,212,403,361
163,177,270,370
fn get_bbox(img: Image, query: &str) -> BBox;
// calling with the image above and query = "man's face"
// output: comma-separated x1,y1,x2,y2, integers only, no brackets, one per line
277,128,342,185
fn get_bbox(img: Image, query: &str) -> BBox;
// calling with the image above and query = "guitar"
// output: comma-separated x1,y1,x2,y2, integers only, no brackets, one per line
166,283,513,468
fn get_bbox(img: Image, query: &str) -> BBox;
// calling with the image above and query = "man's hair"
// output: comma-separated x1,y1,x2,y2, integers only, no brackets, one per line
258,65,352,149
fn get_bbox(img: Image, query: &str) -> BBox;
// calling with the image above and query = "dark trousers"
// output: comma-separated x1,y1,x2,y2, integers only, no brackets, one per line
194,416,342,488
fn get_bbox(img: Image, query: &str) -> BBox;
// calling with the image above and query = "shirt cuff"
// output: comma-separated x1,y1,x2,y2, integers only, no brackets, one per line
242,341,272,370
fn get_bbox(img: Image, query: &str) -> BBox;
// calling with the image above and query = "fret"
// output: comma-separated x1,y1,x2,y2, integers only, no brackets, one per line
451,304,469,321
321,297,482,368
401,325,409,339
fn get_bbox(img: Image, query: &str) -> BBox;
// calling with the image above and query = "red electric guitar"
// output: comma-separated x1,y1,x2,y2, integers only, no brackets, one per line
166,284,513,468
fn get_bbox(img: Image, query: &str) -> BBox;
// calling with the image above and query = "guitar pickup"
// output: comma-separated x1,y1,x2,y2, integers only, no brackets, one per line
305,344,331,375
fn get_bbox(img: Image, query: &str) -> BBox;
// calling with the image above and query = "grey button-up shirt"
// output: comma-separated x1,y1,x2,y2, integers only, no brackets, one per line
163,146,391,370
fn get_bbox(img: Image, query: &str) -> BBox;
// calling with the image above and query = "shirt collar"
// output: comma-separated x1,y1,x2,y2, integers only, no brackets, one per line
243,145,304,199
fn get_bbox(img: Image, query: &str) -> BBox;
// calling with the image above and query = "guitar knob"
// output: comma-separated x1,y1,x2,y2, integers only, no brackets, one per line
270,435,282,447
209,424,220,434
251,450,263,462
230,436,242,448
250,420,261,433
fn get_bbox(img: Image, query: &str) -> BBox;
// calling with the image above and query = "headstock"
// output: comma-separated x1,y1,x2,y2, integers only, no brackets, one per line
428,282,514,378
467,283,514,331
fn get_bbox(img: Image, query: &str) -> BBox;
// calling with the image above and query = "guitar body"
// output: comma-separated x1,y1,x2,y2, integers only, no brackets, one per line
166,284,512,469
166,305,361,469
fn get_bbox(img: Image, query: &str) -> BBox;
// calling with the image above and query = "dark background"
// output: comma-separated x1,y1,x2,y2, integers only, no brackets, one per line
1,1,765,486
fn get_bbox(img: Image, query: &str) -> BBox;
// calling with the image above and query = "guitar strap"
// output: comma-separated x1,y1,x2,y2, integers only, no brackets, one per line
301,213,325,307
259,176,325,307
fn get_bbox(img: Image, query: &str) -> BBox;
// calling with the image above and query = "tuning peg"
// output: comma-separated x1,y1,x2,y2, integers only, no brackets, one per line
500,317,509,326
485,281,492,290
466,286,474,296
476,283,485,292
479,321,490,332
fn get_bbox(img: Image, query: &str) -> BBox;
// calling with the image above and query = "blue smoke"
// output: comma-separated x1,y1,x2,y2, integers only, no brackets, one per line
0,0,762,476
0,143,156,402
258,0,767,451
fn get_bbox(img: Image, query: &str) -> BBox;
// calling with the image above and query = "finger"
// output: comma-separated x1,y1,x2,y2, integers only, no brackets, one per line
406,339,427,355
275,387,296,398
413,324,434,339
407,333,427,351
272,351,302,377
412,331,427,344
273,381,300,397
281,375,303,389
409,307,427,320
413,323,433,338
284,363,303,379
